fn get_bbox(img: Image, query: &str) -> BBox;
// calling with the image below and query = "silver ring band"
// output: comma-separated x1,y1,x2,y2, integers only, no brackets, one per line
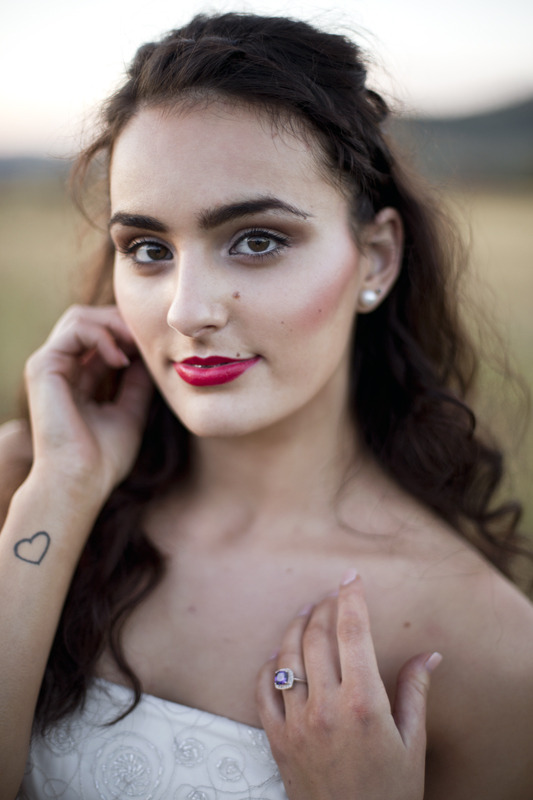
274,668,308,690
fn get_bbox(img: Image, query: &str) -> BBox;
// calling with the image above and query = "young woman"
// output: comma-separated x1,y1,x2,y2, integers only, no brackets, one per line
1,12,533,800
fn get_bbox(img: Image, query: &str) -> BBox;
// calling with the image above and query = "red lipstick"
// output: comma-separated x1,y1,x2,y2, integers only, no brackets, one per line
174,355,260,386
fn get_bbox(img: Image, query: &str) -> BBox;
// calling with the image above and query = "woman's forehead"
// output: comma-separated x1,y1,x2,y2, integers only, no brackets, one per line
109,103,346,217
113,100,317,166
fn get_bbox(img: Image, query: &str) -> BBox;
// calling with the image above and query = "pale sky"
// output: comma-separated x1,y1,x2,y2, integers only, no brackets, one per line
1,0,532,156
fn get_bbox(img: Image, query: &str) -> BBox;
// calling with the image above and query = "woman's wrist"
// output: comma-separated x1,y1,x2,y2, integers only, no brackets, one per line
9,463,107,541
21,457,113,514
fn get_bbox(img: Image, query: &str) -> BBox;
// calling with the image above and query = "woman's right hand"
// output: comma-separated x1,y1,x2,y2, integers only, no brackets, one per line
23,304,153,503
257,572,441,800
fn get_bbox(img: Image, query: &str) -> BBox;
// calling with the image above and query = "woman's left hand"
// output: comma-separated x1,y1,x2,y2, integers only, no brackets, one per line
256,570,441,800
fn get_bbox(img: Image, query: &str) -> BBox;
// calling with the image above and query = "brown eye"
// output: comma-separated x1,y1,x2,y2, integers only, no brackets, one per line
231,230,290,259
247,236,271,253
132,242,172,263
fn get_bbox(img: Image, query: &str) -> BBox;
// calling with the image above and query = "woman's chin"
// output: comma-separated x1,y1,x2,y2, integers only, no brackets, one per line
174,410,265,440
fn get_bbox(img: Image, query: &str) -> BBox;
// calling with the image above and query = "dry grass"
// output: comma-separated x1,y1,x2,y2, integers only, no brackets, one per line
444,188,533,530
0,177,82,406
1,177,532,528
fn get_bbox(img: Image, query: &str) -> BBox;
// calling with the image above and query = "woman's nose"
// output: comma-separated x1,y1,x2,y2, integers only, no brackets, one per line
166,253,229,338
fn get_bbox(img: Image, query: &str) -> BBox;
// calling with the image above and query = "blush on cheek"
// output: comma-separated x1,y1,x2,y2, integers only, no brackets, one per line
286,259,358,331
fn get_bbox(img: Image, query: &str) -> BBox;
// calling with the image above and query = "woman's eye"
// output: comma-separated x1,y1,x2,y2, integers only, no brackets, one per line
230,230,289,258
127,241,172,263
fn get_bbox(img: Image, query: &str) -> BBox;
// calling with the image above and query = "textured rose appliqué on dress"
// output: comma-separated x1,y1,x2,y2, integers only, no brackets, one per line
20,679,288,800
93,735,164,799
173,738,206,767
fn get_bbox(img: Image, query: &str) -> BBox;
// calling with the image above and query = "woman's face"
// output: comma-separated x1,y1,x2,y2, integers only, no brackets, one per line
110,103,392,438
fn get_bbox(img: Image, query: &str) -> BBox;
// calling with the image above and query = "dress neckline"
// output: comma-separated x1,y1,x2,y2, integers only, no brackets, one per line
93,676,264,732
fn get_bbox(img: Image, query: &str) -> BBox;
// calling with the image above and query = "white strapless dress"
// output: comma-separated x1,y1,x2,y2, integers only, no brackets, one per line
18,679,287,800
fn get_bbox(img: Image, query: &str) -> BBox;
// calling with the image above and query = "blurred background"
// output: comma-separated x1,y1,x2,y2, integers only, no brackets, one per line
1,0,532,525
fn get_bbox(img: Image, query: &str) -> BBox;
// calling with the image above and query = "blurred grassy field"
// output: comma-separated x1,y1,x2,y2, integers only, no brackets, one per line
1,175,532,530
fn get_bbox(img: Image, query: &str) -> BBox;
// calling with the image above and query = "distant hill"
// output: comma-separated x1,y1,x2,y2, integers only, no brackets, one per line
390,97,533,185
1,97,532,186
0,157,70,181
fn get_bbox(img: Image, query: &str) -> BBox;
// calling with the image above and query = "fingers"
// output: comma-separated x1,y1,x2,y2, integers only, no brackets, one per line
393,651,442,750
256,605,312,735
51,305,134,358
336,570,390,713
258,573,377,728
258,571,442,751
258,576,436,800
302,596,340,695
275,608,310,709
26,306,133,384
257,580,360,731
19,305,153,484
24,306,135,425
256,656,285,731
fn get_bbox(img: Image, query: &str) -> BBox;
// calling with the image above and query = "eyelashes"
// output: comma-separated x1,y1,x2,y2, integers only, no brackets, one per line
229,228,291,261
115,227,291,267
120,238,172,264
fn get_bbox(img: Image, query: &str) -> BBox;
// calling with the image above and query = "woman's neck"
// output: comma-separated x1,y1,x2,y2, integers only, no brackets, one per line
150,388,406,554
186,393,365,526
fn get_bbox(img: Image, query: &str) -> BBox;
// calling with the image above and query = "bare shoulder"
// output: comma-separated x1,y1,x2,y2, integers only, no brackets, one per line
344,471,533,799
0,418,32,451
0,419,33,527
398,516,533,799
0,418,33,476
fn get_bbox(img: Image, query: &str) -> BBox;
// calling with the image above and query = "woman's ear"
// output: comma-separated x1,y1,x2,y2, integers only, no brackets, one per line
356,207,403,313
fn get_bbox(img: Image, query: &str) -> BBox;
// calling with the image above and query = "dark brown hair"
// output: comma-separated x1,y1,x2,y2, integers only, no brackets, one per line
35,11,528,731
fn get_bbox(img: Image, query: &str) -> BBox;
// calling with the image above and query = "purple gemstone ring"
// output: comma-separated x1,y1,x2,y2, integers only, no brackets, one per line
274,668,308,690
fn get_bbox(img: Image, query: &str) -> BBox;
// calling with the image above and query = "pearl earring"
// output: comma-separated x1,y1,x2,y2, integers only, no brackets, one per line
359,288,382,308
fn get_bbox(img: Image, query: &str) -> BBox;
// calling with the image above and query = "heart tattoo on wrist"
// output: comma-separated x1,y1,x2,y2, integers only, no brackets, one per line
14,531,51,565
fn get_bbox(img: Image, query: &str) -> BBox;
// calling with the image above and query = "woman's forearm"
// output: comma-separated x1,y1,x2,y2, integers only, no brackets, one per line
0,469,103,799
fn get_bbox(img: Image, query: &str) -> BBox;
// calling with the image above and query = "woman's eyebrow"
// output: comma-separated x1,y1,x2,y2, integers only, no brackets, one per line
108,198,312,233
108,213,168,232
198,197,312,230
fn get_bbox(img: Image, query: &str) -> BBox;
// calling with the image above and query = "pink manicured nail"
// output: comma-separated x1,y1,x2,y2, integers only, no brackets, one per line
424,652,443,673
269,649,280,660
341,567,358,585
297,603,314,616
118,351,131,367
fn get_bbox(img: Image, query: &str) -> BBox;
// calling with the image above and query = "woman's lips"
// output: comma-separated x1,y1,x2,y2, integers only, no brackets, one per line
174,356,261,386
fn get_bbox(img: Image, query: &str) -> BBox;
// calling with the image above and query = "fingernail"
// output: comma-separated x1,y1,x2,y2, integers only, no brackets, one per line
269,649,279,660
297,603,314,616
424,652,443,673
341,567,358,585
119,351,131,367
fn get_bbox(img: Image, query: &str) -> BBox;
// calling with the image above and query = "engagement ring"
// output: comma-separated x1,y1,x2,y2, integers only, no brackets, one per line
274,668,307,690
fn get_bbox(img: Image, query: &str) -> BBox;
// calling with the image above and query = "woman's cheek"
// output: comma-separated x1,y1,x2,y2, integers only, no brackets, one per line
114,276,159,352
272,251,361,334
